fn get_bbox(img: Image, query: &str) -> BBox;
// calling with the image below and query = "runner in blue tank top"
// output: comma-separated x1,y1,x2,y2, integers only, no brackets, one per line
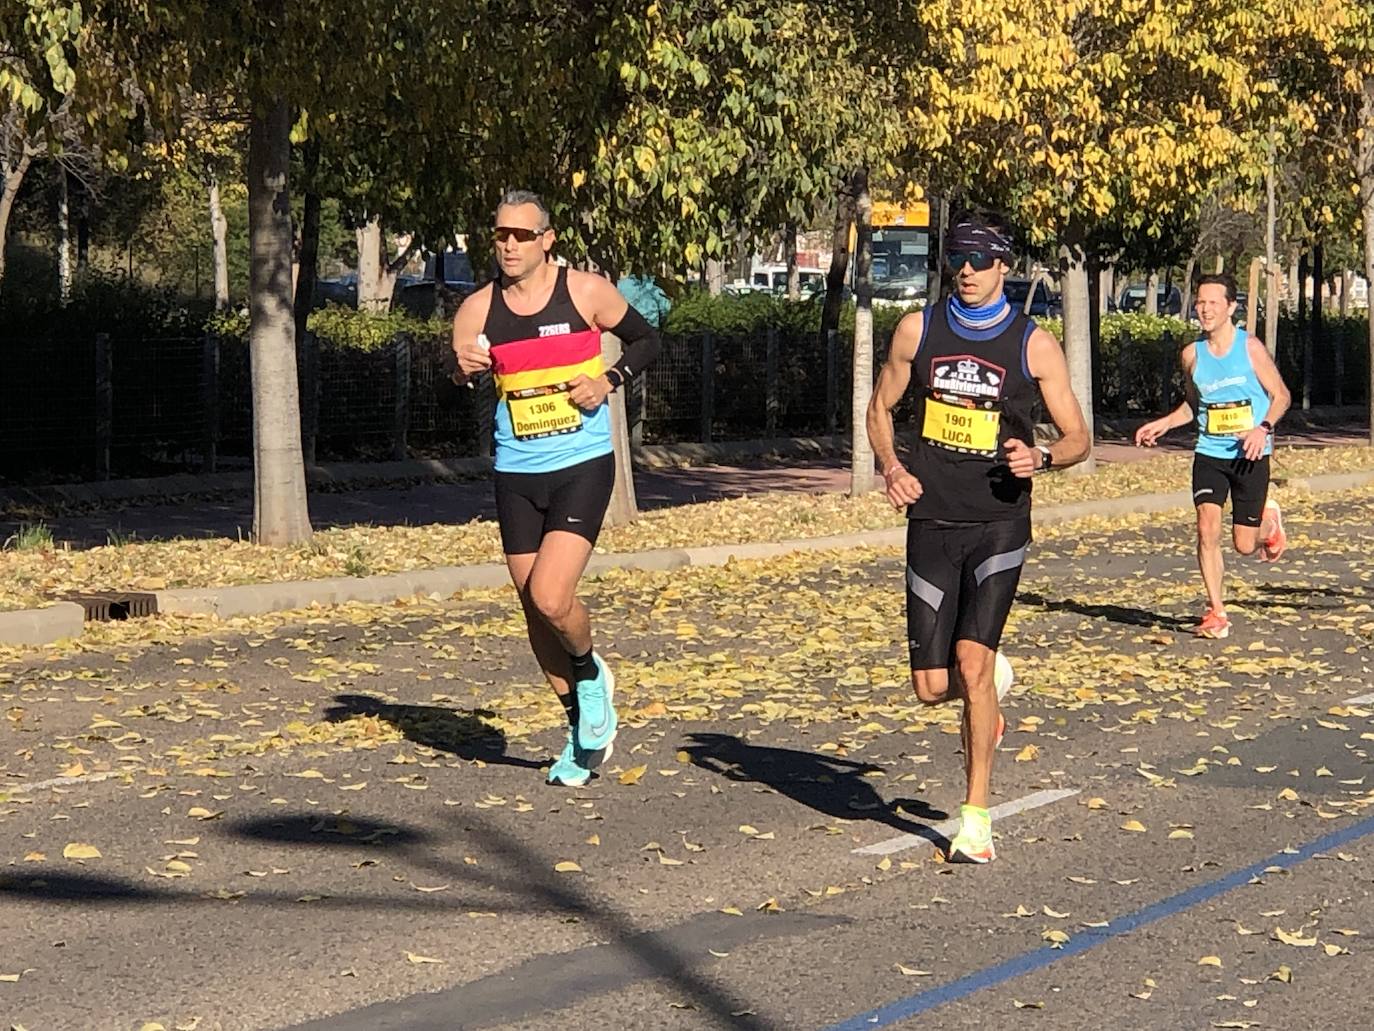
1135,273,1291,639
450,190,660,787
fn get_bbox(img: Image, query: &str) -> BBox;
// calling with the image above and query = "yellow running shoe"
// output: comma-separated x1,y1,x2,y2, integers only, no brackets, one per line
947,804,995,864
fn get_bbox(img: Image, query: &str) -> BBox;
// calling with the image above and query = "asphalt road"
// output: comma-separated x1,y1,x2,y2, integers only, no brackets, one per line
2,488,1371,1031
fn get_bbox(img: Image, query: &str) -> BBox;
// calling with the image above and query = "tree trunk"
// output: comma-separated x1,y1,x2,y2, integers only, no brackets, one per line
294,143,322,467
1245,257,1261,337
1264,144,1279,355
208,177,230,310
1180,255,1197,319
1313,242,1325,406
1341,269,1353,318
247,97,312,545
1088,256,1102,411
785,221,800,300
1059,241,1095,475
1363,76,1374,445
601,331,639,526
820,179,856,351
1298,250,1311,411
929,195,949,303
704,257,725,296
356,217,391,312
1098,262,1114,315
1144,270,1160,316
850,169,875,497
75,173,89,271
1287,246,1300,314
57,168,71,305
0,147,35,294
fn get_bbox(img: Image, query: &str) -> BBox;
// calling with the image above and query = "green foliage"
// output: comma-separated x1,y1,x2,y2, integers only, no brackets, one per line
2,522,53,552
207,303,448,352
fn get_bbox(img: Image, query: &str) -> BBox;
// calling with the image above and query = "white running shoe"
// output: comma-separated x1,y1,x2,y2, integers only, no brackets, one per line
993,650,1015,702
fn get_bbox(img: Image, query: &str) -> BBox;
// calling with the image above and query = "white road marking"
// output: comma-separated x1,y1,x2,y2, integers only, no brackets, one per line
1,771,116,795
853,788,1080,856
1342,691,1374,706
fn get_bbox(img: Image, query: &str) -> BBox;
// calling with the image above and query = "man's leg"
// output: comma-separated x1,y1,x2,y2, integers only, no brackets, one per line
1196,503,1226,612
952,641,998,810
505,550,581,700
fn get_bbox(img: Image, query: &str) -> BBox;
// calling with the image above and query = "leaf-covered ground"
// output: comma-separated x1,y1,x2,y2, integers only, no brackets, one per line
1,488,1372,1029
1,445,1369,613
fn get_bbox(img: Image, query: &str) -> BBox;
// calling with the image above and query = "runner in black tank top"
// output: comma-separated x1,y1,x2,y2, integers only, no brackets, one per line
866,214,1091,864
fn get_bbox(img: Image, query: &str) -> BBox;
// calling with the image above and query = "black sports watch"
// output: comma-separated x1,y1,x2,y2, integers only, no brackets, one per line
1259,420,1274,433
1035,445,1053,471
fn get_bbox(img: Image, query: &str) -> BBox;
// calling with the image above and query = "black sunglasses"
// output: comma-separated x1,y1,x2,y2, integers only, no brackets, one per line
493,226,549,244
945,250,998,272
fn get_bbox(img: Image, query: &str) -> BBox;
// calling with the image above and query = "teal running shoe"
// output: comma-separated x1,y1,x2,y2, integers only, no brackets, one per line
546,731,613,788
575,653,618,752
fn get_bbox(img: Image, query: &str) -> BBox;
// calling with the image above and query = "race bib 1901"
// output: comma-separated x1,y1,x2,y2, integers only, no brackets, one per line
507,383,582,440
922,396,1001,455
1205,400,1254,435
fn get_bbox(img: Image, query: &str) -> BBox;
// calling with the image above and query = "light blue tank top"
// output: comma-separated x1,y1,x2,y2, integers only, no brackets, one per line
1192,324,1272,460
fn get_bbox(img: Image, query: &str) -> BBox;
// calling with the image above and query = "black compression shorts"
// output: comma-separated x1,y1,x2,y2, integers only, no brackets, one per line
1191,453,1269,527
905,517,1031,670
494,453,615,555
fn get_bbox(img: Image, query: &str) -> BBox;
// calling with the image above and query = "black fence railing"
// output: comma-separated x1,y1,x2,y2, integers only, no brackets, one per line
1,317,1366,482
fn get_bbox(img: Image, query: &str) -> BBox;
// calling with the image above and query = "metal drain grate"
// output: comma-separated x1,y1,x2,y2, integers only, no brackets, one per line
65,592,160,622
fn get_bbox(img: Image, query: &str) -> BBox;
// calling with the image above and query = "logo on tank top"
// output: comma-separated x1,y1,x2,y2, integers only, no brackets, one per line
538,322,572,338
930,355,1005,399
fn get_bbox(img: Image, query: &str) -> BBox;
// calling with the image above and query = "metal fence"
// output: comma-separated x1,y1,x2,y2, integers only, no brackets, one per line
1,317,1366,482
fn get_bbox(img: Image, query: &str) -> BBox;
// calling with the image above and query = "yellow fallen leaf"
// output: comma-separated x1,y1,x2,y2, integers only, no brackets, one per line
405,952,444,965
1085,797,1107,810
1013,1000,1045,1009
1323,943,1349,956
1169,829,1195,840
618,765,647,786
186,807,223,820
554,861,582,873
1042,929,1070,946
0,972,22,982
585,834,600,846
1198,955,1223,967
896,964,932,976
1014,744,1039,763
1273,927,1317,947
1043,905,1070,918
62,843,101,860
738,825,760,835
290,769,326,779
1120,820,1147,833
658,855,684,866
1277,788,1299,801
1268,965,1292,983
720,906,743,916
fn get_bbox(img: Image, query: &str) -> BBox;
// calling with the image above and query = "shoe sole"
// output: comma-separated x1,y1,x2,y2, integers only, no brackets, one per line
547,742,612,788
947,845,996,864
577,659,618,752
1195,625,1230,639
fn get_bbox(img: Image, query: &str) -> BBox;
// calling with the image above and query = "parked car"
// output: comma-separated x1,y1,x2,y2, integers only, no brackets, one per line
1004,277,1060,317
1118,283,1182,316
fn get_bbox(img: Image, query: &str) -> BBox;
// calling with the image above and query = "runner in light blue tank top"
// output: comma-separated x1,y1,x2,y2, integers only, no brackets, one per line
1133,273,1291,639
1193,323,1274,460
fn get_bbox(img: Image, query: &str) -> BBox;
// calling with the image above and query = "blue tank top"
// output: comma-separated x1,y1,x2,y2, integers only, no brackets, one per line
1192,324,1271,460
482,266,613,474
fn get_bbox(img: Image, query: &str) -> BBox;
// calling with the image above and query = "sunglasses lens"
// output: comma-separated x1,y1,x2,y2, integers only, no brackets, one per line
494,227,541,244
947,251,995,272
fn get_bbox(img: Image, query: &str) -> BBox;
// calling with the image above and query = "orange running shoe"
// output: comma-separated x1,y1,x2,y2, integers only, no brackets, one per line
1259,500,1286,562
1195,608,1231,639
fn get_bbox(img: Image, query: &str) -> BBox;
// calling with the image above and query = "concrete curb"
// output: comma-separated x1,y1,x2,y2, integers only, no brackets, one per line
0,602,85,647
3,468,1371,645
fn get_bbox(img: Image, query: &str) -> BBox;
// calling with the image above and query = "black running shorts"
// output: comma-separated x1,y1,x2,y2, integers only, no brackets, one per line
1191,453,1269,527
494,453,615,555
905,517,1031,670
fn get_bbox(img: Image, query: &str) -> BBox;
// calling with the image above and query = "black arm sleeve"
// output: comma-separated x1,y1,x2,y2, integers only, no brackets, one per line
605,305,661,390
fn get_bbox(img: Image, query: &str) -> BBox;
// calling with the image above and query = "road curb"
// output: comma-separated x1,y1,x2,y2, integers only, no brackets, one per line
2,469,1371,645
0,602,85,647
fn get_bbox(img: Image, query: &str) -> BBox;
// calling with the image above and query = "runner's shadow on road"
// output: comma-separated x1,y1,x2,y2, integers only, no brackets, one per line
1017,590,1191,631
680,732,948,838
323,693,544,770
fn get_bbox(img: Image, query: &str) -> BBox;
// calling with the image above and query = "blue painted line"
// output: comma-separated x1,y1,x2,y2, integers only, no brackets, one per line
821,811,1374,1031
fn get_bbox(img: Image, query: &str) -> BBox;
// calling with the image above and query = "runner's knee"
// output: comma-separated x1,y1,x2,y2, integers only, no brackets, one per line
912,670,950,705
527,578,575,625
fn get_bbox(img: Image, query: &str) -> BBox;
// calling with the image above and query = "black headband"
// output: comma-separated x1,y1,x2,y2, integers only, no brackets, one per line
945,221,1014,262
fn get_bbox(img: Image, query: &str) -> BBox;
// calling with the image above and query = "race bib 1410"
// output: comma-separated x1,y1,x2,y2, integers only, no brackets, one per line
1206,400,1254,435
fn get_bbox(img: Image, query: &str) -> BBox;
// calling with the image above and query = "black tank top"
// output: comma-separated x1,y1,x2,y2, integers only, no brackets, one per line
482,264,592,344
905,299,1040,521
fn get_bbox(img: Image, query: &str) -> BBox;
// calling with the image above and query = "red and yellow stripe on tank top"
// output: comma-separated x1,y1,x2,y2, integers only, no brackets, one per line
490,327,604,441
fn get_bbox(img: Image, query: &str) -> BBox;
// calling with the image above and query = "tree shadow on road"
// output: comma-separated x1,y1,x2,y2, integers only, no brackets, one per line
1017,590,1192,630
322,693,545,770
680,732,949,840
